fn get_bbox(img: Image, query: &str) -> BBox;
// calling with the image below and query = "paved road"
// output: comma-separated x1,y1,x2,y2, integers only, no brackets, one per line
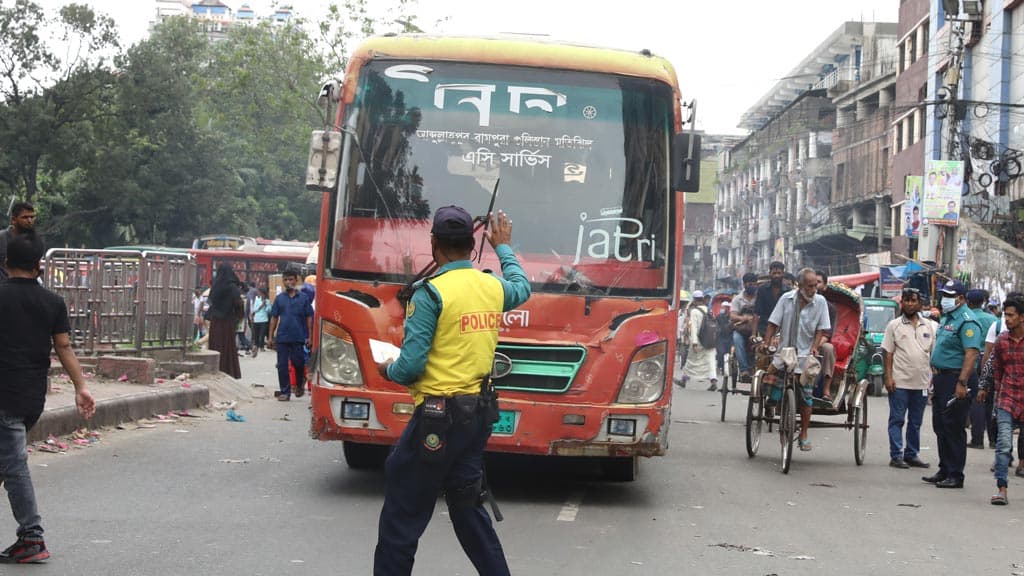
6,353,1024,575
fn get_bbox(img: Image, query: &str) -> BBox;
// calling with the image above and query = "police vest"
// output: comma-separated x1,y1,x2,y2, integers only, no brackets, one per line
413,268,505,402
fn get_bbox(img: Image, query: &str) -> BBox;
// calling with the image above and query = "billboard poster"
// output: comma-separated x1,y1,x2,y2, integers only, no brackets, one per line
773,238,785,260
923,159,964,227
902,175,922,238
879,266,904,297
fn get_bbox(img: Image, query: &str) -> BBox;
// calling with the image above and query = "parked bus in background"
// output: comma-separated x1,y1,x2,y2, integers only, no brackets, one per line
304,35,701,480
189,235,315,288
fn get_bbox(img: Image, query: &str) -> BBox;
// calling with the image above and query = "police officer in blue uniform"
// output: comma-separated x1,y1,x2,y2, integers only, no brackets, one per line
923,279,983,488
373,206,530,576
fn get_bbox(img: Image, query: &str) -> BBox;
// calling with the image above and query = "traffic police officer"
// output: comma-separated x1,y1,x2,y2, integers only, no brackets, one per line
374,206,530,576
923,279,983,488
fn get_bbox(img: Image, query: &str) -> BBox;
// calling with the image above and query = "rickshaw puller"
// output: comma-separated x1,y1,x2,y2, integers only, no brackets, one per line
760,268,832,451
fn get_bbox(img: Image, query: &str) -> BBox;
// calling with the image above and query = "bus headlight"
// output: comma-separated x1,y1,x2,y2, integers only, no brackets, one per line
616,342,666,404
319,321,364,386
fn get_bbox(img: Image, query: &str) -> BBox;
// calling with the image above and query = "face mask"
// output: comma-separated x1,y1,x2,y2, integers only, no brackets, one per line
744,286,756,296
940,297,957,313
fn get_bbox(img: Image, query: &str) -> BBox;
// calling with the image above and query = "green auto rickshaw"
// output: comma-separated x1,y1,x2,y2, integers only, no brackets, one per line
856,297,900,395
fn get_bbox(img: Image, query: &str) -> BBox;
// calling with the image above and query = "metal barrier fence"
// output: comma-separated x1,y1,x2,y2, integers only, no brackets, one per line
43,249,197,353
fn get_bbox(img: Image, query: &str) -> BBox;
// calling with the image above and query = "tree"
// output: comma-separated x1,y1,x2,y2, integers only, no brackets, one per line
198,20,327,240
0,1,119,203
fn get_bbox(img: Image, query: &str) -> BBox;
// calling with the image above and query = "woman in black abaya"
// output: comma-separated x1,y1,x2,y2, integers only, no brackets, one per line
206,264,243,378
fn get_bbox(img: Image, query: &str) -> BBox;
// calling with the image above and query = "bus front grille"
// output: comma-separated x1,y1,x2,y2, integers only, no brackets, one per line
492,344,586,394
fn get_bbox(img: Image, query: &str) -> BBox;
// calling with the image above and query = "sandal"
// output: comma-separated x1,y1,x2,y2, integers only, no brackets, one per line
991,493,1008,506
799,438,813,451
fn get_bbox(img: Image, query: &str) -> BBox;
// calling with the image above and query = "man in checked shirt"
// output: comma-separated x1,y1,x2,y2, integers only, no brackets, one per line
981,296,1024,505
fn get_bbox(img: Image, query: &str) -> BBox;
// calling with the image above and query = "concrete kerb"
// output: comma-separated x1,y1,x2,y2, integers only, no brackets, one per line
29,385,210,443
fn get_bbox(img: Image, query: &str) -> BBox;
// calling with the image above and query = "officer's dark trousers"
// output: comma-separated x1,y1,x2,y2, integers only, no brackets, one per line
374,404,509,576
932,372,974,482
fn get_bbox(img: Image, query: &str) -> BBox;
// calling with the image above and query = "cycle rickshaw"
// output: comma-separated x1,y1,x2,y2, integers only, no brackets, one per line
743,283,871,474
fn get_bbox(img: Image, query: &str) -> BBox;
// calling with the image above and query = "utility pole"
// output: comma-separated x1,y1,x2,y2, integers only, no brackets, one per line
939,14,968,276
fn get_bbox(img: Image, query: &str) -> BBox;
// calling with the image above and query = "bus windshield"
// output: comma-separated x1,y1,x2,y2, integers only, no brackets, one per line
329,60,675,297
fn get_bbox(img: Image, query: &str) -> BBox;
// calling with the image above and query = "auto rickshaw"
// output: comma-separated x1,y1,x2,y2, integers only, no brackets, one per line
858,297,899,395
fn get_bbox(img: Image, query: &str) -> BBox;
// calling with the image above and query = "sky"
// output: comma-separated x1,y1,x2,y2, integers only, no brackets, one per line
29,0,900,134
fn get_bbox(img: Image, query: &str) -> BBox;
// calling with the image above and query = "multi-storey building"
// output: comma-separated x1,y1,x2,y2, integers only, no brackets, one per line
891,0,931,258
683,134,742,291
150,1,293,40
715,22,897,281
924,0,1024,256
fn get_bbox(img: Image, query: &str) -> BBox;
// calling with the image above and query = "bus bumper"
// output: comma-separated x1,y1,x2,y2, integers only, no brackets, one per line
309,385,670,458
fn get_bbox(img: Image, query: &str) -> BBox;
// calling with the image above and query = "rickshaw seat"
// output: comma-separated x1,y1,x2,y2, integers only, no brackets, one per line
827,295,862,373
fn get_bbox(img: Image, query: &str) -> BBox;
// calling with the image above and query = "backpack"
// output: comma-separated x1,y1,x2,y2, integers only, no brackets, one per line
697,307,717,348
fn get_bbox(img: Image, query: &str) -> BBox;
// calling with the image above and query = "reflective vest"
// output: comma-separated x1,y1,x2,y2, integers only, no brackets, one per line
413,268,505,403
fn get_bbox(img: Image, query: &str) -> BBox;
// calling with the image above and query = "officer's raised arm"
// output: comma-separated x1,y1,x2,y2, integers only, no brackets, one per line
484,210,530,311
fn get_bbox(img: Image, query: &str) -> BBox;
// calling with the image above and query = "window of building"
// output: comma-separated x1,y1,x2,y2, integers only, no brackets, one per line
836,163,845,195
908,33,917,65
895,122,904,153
908,113,916,145
898,40,906,74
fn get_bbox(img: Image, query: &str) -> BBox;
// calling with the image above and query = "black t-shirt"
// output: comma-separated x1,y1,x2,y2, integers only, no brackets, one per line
0,278,71,417
755,284,786,334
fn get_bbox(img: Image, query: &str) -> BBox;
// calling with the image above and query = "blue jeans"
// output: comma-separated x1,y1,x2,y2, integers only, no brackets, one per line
888,388,928,460
994,408,1019,489
276,342,306,397
0,411,43,539
732,331,752,373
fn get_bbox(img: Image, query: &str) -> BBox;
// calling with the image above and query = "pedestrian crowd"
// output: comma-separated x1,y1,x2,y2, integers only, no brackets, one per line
680,260,1024,505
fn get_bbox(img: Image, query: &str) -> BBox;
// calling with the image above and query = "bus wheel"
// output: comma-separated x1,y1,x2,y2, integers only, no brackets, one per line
342,441,389,470
601,456,638,482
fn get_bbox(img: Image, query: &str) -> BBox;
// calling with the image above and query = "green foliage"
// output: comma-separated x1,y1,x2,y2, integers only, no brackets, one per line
0,0,422,247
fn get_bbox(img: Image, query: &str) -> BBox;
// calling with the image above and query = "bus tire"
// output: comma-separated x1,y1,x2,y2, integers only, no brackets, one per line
342,441,389,470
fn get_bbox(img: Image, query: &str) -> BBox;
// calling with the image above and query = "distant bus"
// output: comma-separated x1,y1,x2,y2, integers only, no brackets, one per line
189,235,315,288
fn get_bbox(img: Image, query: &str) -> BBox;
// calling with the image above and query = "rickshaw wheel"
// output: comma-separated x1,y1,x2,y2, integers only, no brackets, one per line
745,396,763,457
780,385,796,474
854,396,868,465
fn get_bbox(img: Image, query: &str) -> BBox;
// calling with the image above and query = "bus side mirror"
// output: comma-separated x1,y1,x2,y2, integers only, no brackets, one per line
672,132,701,193
306,130,343,192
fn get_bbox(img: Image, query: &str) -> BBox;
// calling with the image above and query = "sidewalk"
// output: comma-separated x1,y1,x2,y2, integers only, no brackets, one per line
31,352,274,443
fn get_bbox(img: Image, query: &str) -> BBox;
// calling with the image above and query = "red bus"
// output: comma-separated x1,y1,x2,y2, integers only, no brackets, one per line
304,35,700,480
190,235,314,287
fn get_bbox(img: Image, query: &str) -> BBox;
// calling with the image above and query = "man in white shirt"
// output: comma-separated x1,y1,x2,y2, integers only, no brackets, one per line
682,291,717,391
882,287,936,469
